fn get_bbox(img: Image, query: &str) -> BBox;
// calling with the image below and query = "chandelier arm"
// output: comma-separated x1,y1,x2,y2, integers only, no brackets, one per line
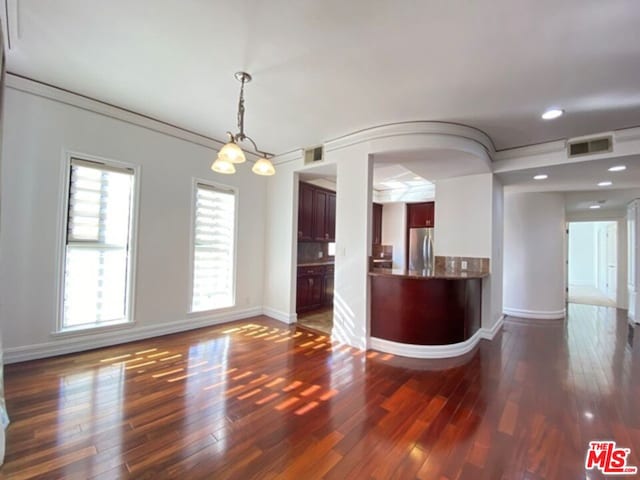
240,135,273,158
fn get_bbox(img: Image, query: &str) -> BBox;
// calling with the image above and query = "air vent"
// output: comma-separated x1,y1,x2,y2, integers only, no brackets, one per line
567,136,612,158
304,146,324,165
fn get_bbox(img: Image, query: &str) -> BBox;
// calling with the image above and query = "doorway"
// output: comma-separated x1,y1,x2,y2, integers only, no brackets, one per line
295,170,336,335
567,221,617,307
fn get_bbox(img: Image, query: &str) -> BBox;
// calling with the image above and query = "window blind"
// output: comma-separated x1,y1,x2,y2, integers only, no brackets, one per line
191,184,235,312
62,159,134,328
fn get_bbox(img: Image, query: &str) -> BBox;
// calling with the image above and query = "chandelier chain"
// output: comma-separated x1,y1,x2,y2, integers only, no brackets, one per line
237,75,246,140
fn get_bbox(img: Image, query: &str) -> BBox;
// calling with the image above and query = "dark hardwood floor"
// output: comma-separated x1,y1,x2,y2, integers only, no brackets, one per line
1,303,639,479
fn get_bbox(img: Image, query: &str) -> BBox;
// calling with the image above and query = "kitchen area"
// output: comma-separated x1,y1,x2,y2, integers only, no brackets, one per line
296,160,492,349
368,163,494,356
295,167,435,333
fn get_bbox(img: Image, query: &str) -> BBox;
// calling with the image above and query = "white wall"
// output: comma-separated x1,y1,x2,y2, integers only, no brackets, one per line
434,173,493,258
504,192,566,319
332,145,372,350
487,176,504,330
0,83,267,362
262,156,302,322
381,202,406,269
568,222,597,286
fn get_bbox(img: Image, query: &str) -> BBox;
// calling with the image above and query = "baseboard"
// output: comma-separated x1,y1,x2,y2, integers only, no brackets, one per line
262,307,296,324
503,307,565,320
369,315,505,359
369,329,484,359
3,307,263,364
481,315,505,340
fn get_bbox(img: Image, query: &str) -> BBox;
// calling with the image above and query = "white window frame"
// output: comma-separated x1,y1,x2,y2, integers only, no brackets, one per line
188,178,238,315
55,152,140,334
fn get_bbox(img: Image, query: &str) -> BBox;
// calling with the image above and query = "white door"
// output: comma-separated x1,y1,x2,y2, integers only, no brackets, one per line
606,223,617,302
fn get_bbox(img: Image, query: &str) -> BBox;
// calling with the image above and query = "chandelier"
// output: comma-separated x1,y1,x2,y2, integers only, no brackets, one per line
211,72,275,176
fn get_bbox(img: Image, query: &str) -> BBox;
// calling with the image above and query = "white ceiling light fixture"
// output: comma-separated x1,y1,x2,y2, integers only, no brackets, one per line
533,174,548,180
541,108,564,120
597,181,612,187
211,72,275,176
608,165,626,172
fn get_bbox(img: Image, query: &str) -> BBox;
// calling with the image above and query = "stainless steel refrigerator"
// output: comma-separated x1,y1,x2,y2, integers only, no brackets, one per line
408,227,434,271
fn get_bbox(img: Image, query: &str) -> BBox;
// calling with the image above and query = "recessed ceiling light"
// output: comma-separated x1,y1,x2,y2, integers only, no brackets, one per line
533,174,548,180
541,109,564,120
608,165,626,172
598,181,612,187
413,176,421,180
589,205,601,209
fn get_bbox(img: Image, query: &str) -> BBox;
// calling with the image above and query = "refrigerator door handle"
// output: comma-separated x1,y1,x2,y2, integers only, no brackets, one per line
422,234,428,264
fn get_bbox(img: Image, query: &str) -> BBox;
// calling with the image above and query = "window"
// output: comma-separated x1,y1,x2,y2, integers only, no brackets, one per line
191,183,236,312
61,158,136,330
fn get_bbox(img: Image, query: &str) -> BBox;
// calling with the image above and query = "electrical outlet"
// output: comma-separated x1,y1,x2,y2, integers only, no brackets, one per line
461,260,468,270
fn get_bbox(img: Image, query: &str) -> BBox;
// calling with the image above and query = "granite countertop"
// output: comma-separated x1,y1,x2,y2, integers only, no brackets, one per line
298,260,335,267
369,267,489,280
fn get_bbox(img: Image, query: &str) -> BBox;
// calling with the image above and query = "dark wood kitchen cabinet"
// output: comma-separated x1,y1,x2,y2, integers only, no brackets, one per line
298,182,315,241
296,264,334,313
372,203,383,246
407,201,435,228
313,188,329,241
323,265,335,307
326,192,336,241
298,182,336,242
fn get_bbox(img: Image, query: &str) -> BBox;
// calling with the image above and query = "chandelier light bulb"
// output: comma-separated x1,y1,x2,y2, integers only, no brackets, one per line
211,156,236,174
218,141,246,164
252,157,276,176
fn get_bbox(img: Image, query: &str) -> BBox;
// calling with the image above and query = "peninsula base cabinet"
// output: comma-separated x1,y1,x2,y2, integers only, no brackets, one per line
296,265,334,314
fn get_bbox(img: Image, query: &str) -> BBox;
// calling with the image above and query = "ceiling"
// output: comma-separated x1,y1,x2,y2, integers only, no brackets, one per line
3,1,640,155
372,164,432,192
498,157,640,213
374,148,491,180
497,157,640,191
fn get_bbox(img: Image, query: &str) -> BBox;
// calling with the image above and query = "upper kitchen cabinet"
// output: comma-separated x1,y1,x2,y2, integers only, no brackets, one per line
298,182,315,241
327,192,336,241
298,181,336,242
313,188,329,241
407,201,435,228
372,203,383,245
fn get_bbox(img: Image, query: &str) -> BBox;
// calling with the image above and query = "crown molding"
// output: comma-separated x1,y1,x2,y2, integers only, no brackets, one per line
271,149,304,166
615,126,640,142
3,72,248,154
323,121,496,157
493,139,566,162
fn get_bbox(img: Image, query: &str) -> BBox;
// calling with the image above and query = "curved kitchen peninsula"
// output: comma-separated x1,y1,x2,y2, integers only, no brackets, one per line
369,268,488,358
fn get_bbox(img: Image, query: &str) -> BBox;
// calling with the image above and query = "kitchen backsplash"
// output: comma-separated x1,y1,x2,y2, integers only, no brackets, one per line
435,256,490,274
297,242,333,263
372,244,393,259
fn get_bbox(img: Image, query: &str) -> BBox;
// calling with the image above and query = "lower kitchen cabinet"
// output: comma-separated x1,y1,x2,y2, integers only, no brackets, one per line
296,264,334,314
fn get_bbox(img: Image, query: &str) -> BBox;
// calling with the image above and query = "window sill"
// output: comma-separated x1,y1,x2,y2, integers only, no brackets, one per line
52,320,135,338
187,304,237,318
